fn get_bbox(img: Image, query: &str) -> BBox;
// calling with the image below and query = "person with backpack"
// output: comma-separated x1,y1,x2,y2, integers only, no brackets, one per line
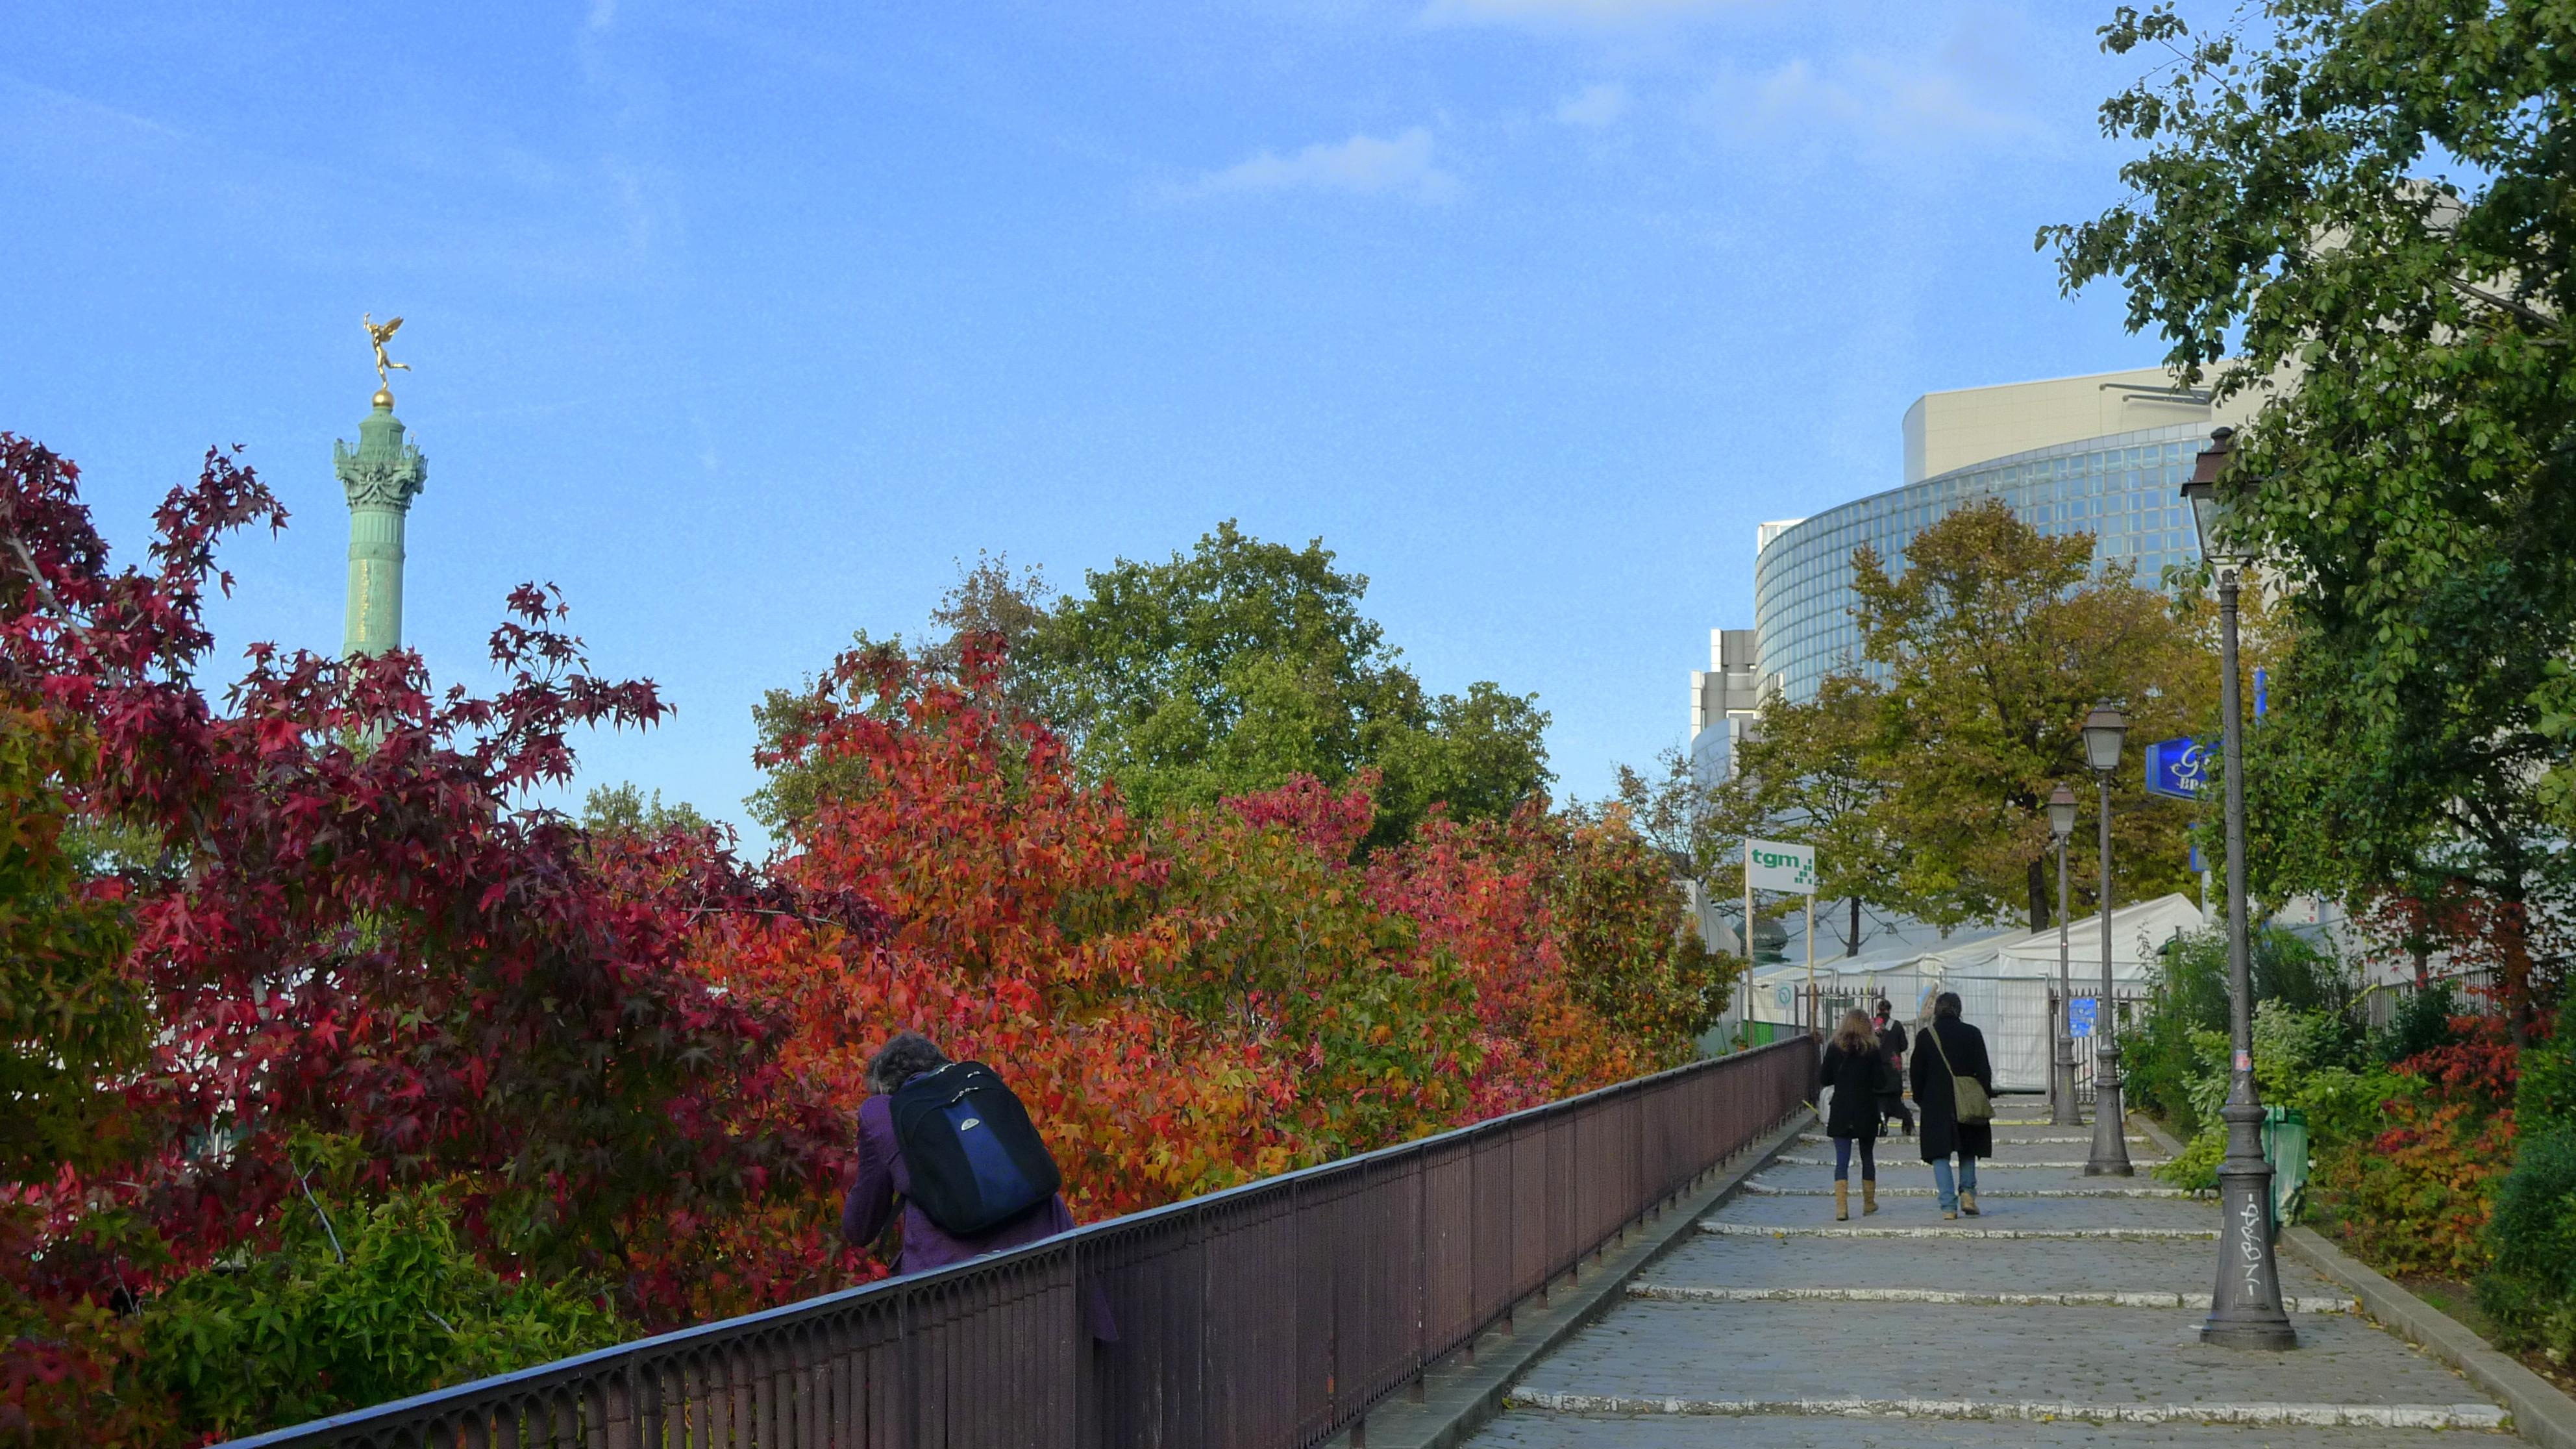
1819,1009,1896,1220
841,1031,1080,1274
1910,991,1994,1220
1872,998,1914,1137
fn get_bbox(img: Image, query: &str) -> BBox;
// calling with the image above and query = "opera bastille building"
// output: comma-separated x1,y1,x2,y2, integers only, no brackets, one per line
1689,365,2264,785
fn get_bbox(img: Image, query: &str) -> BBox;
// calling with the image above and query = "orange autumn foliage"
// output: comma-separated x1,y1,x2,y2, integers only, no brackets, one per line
694,645,1738,1246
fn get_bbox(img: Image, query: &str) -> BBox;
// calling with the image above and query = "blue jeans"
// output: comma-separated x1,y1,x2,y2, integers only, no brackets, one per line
1833,1135,1876,1182
1930,1154,1978,1211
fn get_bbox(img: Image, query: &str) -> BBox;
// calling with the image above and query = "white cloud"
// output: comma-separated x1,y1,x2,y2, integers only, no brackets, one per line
1696,50,2043,154
1185,128,1459,202
1422,0,1752,29
1554,82,1631,128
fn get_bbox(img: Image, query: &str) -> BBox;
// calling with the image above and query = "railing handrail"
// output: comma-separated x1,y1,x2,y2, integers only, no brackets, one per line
215,1036,1811,1448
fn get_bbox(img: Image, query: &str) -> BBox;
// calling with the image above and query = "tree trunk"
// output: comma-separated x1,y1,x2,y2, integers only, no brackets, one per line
2027,856,2050,932
2498,868,2536,1050
1846,895,1862,956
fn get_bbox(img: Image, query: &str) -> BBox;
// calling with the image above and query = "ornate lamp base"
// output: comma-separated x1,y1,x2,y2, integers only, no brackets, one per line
2203,1094,2299,1348
2085,1050,2133,1176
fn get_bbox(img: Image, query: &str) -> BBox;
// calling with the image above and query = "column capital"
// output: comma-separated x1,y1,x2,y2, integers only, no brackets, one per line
334,402,428,512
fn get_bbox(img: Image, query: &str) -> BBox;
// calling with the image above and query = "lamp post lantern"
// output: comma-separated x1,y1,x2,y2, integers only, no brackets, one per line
2184,425,2300,1348
2048,784,2081,1127
2081,705,2133,1176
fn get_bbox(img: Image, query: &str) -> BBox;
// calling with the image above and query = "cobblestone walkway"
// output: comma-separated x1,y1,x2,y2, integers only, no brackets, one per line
1464,1096,2516,1448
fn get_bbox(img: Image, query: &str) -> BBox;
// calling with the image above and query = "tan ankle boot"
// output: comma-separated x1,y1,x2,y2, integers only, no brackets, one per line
1862,1180,1878,1215
1835,1180,1849,1220
1960,1189,1979,1217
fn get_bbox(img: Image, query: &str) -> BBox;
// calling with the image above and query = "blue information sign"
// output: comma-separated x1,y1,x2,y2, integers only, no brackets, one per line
2145,737,2212,801
2068,997,2098,1038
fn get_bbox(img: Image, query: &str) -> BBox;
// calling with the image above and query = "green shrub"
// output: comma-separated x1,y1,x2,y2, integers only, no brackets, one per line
2480,1124,2576,1361
2130,926,2359,1137
2152,1003,2390,1204
141,1169,627,1438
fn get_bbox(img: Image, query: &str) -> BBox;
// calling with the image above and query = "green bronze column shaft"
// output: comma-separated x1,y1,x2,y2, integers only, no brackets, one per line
334,389,428,658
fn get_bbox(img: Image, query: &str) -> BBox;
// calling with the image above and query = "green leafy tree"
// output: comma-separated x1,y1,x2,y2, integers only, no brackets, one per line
1843,500,2207,930
752,525,1551,847
578,782,711,839
2046,0,2576,1036
1689,673,1907,956
1029,521,1548,841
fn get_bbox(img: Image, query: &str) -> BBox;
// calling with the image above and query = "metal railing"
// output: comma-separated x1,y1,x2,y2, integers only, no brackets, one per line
225,1038,1812,1449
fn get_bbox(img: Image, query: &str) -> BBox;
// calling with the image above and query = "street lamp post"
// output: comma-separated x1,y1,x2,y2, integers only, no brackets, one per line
2185,425,2300,1349
2049,784,2081,1127
2081,706,2133,1177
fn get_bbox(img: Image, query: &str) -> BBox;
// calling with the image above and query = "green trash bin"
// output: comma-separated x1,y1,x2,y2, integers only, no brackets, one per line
2260,1106,2309,1234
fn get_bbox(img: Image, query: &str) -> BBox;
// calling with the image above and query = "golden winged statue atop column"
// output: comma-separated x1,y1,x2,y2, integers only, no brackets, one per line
362,312,411,397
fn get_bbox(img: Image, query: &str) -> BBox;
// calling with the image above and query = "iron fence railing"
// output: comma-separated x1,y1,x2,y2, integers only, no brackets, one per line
221,1037,1812,1449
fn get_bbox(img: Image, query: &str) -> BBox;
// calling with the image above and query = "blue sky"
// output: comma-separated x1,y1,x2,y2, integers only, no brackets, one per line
2,0,2179,846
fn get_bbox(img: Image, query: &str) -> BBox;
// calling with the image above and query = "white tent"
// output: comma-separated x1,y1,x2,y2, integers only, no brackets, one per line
1725,894,2209,1091
1921,893,2206,1091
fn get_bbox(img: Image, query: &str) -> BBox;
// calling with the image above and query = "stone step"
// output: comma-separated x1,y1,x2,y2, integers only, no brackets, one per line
1503,1390,2507,1431
1701,1221,2218,1241
1741,1179,2191,1199
1799,1132,2147,1146
1625,1283,2354,1312
1774,1155,2169,1170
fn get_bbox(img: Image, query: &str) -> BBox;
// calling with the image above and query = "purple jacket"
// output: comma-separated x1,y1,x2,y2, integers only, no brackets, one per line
841,1089,1115,1339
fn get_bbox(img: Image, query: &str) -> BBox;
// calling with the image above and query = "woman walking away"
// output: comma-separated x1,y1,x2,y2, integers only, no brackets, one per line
1911,992,1994,1220
844,1032,1116,1339
844,1032,1080,1268
1872,999,1914,1137
1820,1009,1896,1220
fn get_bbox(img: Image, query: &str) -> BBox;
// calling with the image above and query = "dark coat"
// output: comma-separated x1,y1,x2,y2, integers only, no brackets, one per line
1874,1020,1909,1106
1910,1017,1995,1161
844,1090,1117,1341
1819,1040,1894,1139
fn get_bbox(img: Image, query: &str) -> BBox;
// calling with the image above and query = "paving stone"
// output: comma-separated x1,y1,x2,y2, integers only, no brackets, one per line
1446,1100,2510,1449
1511,1300,2486,1409
1712,1191,2220,1232
1463,1411,2507,1447
1624,1285,2353,1312
1641,1233,2348,1300
1742,1176,2188,1198
1772,1154,2172,1172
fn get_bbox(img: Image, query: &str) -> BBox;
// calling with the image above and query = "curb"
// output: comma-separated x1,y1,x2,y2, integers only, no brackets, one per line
1356,1108,1812,1449
2281,1227,2576,1449
2131,1111,2576,1449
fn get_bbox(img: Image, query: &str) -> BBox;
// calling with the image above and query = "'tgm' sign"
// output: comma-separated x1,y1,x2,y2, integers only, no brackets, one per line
1744,838,1816,894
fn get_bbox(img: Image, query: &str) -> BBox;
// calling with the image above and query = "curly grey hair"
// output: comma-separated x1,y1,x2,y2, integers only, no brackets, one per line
865,1030,950,1096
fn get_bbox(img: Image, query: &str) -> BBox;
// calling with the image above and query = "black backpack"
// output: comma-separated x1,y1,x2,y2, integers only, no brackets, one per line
889,1061,1064,1237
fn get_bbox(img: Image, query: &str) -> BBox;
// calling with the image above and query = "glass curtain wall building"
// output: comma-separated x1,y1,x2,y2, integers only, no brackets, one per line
1753,422,2209,702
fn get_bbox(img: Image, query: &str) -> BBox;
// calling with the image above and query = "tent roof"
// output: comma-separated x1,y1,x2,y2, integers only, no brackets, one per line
1944,893,2205,980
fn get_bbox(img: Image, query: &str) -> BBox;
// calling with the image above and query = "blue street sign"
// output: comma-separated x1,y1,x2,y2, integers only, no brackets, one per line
2189,843,2205,873
2145,737,2213,800
2069,997,2098,1038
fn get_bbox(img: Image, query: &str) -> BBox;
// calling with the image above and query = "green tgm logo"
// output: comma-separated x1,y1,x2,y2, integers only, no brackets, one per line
1743,838,1816,893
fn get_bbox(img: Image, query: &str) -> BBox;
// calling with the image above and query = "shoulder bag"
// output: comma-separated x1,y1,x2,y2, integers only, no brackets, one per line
1927,1023,1992,1125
